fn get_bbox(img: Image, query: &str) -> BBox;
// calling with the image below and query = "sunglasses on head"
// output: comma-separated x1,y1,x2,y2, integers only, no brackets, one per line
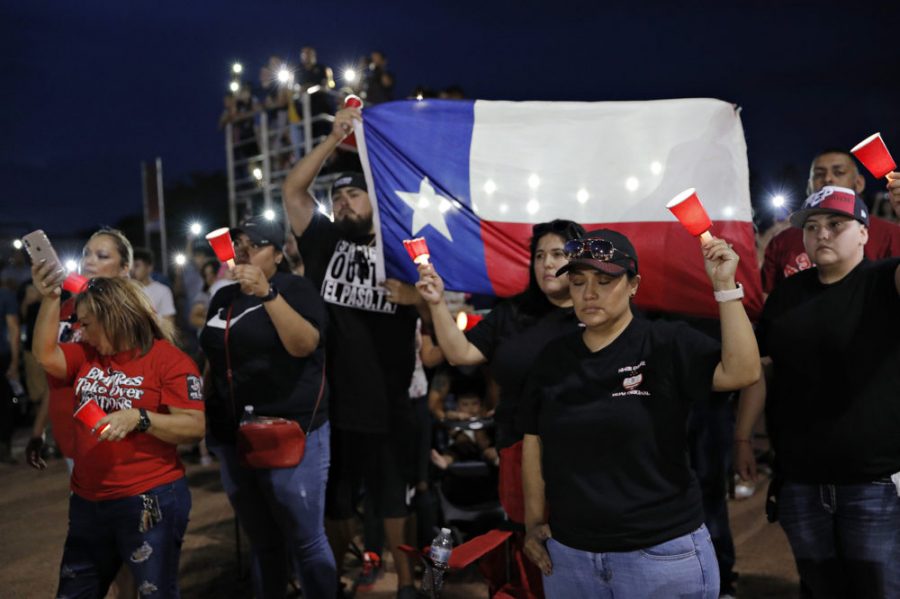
563,238,633,262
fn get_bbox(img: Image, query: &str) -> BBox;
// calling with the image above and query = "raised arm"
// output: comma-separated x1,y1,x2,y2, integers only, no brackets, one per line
282,107,361,238
31,262,67,379
703,238,761,391
415,263,487,366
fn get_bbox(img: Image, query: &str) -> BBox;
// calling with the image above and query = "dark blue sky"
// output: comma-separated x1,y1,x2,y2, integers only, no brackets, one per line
3,0,898,235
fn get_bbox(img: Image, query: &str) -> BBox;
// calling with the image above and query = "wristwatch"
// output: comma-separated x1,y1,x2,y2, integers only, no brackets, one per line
261,285,279,302
136,408,151,433
714,283,745,303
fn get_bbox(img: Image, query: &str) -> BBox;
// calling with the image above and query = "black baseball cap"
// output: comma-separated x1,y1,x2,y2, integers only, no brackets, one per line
789,185,870,228
556,228,639,277
331,172,368,195
231,215,285,247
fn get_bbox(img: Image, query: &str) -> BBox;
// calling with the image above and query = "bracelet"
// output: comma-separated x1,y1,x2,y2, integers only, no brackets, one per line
714,283,744,303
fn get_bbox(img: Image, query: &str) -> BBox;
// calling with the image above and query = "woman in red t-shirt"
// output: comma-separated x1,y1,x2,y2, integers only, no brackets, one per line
31,270,205,598
27,227,136,467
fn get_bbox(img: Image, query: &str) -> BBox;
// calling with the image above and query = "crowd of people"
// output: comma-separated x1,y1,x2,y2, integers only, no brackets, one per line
2,98,900,599
218,47,466,177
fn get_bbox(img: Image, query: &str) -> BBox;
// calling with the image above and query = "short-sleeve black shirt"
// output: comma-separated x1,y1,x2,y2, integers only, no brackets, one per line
465,301,581,449
200,271,328,444
758,258,900,484
518,317,721,552
297,212,417,433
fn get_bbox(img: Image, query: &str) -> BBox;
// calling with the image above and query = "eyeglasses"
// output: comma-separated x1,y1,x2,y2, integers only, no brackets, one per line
563,238,633,263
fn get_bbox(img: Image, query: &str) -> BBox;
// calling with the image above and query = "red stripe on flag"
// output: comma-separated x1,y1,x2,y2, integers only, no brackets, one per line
481,220,762,320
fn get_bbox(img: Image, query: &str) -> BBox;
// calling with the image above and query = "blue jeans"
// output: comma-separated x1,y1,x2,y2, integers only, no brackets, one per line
779,478,900,599
210,421,336,599
57,477,191,598
542,525,719,599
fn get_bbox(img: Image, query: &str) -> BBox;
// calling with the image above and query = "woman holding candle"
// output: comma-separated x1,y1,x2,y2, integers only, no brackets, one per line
30,268,204,598
518,228,759,598
415,218,584,594
199,216,336,599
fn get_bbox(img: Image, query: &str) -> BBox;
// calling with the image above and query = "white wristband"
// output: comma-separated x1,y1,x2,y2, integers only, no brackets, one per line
714,283,744,303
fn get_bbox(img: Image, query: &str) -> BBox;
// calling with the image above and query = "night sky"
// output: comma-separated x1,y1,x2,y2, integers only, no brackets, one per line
3,0,898,237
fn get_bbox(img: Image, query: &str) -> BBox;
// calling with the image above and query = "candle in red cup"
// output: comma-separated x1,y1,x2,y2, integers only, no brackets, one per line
62,273,89,294
667,188,713,243
344,94,363,109
205,227,236,268
851,133,896,179
456,311,483,332
403,237,431,265
74,398,111,435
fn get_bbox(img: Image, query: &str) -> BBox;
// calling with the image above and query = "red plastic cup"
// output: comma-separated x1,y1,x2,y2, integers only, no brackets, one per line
851,133,896,179
62,273,89,294
344,94,363,109
74,398,110,435
63,272,90,293
667,188,713,242
403,237,431,265
205,227,236,268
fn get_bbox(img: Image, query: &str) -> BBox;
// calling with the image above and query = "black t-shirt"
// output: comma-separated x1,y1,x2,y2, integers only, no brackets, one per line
298,212,417,434
465,300,581,449
758,258,900,484
200,271,328,443
518,317,721,552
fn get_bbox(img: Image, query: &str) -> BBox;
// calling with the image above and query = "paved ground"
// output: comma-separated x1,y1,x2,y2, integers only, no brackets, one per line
0,434,798,598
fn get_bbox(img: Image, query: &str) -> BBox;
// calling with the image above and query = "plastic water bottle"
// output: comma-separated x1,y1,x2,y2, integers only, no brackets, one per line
427,528,453,594
430,528,453,568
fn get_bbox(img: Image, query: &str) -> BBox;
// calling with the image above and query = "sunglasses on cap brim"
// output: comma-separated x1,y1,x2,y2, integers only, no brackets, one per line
563,238,633,263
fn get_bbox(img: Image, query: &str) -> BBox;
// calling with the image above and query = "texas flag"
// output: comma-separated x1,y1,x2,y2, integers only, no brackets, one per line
356,98,763,319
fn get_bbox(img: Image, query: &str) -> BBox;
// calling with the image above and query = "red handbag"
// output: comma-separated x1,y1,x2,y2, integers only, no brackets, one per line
225,302,326,469
237,416,306,469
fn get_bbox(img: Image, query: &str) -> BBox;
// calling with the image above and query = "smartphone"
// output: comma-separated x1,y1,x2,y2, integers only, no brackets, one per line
22,229,64,273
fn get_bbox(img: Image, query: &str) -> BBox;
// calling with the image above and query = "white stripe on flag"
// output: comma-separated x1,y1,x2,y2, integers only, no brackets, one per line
469,98,751,224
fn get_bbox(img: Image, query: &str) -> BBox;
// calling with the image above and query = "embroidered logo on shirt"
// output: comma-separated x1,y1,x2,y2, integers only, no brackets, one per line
613,361,650,397
187,375,203,401
205,304,264,330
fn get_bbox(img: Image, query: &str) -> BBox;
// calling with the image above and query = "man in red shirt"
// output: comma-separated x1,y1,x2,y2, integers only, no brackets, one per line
762,150,900,294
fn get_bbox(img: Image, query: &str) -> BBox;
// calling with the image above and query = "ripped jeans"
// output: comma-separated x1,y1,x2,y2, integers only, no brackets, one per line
56,477,191,598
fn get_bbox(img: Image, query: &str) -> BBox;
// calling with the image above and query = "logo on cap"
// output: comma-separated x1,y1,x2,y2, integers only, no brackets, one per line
806,187,836,208
335,176,352,188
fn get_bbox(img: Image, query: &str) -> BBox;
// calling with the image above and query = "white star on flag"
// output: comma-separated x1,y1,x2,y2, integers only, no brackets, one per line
394,177,454,241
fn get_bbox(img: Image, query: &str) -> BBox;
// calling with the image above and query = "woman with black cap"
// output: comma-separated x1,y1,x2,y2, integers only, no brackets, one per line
200,215,335,598
518,229,759,598
735,186,900,598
